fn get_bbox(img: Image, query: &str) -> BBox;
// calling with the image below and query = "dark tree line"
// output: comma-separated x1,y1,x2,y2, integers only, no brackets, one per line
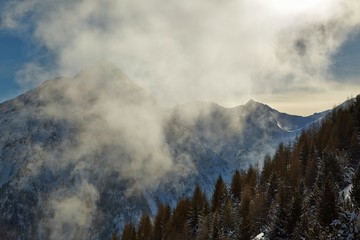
118,95,360,239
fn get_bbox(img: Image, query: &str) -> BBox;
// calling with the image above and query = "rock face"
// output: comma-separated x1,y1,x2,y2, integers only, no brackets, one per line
0,62,327,239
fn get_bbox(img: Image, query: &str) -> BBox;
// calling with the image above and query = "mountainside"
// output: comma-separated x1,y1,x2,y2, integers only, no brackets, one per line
121,94,360,240
0,62,328,239
170,99,328,169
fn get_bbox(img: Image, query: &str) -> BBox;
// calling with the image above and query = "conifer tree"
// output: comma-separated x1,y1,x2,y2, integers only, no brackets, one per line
211,176,227,213
350,165,360,209
318,175,339,228
137,213,153,240
198,213,212,240
231,170,242,202
332,201,359,240
188,185,208,238
164,198,190,240
249,189,268,234
239,186,252,240
153,204,171,240
266,184,289,240
304,153,317,189
121,223,137,240
244,166,258,196
112,232,118,240
260,154,273,186
266,173,278,205
219,197,236,238
286,184,303,236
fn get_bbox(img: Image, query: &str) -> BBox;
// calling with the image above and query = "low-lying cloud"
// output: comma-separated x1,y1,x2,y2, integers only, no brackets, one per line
2,0,360,111
1,0,360,238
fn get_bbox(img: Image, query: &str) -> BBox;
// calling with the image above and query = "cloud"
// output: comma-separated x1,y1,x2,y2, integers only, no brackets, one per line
1,0,359,108
1,0,360,237
43,181,99,240
15,62,55,88
35,63,177,192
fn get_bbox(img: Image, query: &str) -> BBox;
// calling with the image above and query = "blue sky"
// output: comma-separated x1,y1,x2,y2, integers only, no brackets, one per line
0,30,28,101
0,0,359,115
333,34,360,81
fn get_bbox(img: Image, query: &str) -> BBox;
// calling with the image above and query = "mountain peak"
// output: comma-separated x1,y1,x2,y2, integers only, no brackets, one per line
244,99,272,110
75,60,128,81
245,99,258,105
71,60,156,105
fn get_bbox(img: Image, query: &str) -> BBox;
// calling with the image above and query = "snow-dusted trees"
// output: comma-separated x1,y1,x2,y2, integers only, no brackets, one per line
119,96,360,240
351,165,360,209
188,185,208,238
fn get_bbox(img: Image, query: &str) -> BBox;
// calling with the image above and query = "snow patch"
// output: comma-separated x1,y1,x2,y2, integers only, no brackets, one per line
340,184,352,200
253,232,264,240
144,192,158,216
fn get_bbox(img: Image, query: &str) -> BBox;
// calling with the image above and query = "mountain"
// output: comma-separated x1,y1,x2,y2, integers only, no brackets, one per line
121,94,360,240
170,99,328,170
0,62,328,239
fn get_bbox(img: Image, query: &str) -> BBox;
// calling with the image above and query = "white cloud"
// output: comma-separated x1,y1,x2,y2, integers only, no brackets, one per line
2,0,359,109
46,181,99,240
1,1,360,237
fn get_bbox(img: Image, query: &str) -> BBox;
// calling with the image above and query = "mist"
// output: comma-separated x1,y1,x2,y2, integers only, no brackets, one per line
1,0,360,238
2,0,360,113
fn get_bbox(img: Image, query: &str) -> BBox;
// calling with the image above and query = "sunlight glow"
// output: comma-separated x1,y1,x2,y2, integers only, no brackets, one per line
263,0,338,16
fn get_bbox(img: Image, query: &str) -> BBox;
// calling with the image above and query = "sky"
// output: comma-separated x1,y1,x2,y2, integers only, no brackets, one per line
0,0,359,116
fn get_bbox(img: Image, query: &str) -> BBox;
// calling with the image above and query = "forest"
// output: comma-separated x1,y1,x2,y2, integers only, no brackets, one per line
118,95,360,240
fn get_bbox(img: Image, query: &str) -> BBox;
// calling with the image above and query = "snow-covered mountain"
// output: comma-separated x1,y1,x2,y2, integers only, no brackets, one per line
170,98,328,170
0,62,328,239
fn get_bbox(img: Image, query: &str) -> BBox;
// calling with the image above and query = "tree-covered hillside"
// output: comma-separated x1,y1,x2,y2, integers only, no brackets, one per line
119,95,360,240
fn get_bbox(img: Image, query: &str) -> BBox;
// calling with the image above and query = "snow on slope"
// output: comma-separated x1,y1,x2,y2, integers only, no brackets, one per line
0,62,327,239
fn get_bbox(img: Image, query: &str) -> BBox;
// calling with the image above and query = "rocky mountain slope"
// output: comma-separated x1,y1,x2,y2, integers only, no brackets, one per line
0,62,328,239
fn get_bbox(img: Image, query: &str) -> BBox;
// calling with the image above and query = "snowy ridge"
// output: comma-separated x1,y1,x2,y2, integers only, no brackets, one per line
0,63,329,239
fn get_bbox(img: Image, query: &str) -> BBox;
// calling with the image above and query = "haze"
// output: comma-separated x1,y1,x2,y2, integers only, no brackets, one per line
1,0,360,115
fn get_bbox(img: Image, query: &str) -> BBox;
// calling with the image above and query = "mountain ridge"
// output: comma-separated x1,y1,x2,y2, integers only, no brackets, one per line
0,62,338,239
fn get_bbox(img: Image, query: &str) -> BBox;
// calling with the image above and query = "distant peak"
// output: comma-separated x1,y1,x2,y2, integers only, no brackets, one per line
93,59,120,70
75,60,129,82
243,99,273,111
246,99,257,105
245,99,264,107
81,59,123,73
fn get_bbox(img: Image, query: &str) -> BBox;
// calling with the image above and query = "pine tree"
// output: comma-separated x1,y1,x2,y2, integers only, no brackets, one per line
188,185,208,238
332,201,359,240
260,154,273,187
164,198,190,240
219,197,236,238
266,184,289,240
212,176,227,213
291,188,325,240
231,170,242,202
211,211,221,240
318,175,339,228
350,165,360,209
239,186,252,240
286,184,303,236
304,152,317,189
153,204,171,240
137,213,153,240
249,189,268,234
266,173,278,205
244,165,258,196
121,223,137,240
198,213,212,240
112,232,118,240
